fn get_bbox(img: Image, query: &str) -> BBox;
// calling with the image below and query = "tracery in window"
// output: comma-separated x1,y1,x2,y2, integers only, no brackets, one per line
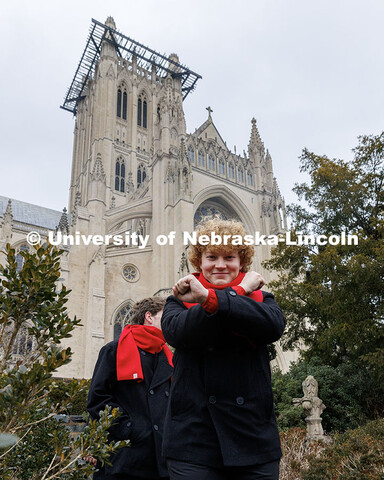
187,146,195,163
12,324,36,360
137,164,147,186
228,162,235,179
208,155,215,171
114,303,133,340
218,159,225,175
198,150,205,166
115,157,126,193
137,93,148,128
16,244,29,272
117,85,128,120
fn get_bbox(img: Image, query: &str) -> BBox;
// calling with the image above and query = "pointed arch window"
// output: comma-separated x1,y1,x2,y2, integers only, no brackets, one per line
114,303,132,340
12,325,35,358
16,244,29,272
187,146,195,163
137,164,147,186
115,158,126,193
137,98,142,126
143,101,147,128
117,86,128,120
208,155,215,171
137,95,148,128
198,151,205,166
218,159,225,175
228,162,235,179
122,92,127,120
238,168,244,183
117,89,122,118
247,171,253,186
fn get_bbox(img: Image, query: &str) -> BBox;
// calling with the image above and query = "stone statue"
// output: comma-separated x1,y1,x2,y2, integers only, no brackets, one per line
293,375,327,440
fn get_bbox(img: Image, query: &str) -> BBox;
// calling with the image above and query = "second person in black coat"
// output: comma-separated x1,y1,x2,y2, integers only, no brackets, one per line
87,297,173,480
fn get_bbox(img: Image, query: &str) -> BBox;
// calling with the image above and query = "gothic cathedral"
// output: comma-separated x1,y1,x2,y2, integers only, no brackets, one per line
0,17,295,378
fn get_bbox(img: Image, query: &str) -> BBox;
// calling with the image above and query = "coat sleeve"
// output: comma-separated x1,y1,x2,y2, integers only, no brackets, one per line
161,290,285,349
87,343,132,440
161,296,223,349
217,289,286,344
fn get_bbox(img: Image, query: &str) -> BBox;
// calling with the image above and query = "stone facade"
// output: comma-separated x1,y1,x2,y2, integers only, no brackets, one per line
0,17,298,378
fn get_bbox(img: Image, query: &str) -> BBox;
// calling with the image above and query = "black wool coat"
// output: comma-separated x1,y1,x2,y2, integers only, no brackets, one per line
161,287,285,468
87,340,173,479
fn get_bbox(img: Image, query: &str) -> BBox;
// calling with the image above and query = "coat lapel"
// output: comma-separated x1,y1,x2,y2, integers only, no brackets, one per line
149,350,173,390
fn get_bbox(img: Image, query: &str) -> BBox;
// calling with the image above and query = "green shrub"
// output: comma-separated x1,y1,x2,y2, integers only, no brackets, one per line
48,378,90,416
0,243,126,479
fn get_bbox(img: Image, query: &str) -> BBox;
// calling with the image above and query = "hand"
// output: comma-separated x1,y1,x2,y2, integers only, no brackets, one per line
239,271,265,295
173,274,209,304
83,455,97,466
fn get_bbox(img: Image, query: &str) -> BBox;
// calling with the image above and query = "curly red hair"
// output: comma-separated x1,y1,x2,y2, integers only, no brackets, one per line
188,217,254,272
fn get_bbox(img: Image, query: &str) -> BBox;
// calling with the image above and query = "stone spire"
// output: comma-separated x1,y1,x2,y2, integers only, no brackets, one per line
101,17,118,58
56,208,69,235
168,53,180,73
265,149,273,172
1,199,13,244
248,117,265,159
3,199,13,223
105,16,116,29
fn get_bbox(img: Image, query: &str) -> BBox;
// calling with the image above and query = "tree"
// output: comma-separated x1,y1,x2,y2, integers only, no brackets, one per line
0,243,127,479
265,133,384,380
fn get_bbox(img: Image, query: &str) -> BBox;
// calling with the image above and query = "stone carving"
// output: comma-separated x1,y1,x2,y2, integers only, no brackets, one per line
126,172,134,194
71,191,81,226
293,376,327,440
178,251,190,277
90,154,106,183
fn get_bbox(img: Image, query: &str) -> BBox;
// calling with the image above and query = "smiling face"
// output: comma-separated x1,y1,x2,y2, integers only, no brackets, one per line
200,250,242,285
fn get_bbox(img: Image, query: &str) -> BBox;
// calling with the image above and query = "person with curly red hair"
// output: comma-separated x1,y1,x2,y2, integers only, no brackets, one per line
161,217,285,480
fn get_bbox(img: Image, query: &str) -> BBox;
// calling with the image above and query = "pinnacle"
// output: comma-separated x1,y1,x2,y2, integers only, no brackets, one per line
249,117,264,154
56,208,69,234
105,17,116,29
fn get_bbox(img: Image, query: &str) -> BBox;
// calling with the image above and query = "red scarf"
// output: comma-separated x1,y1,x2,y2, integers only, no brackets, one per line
116,324,173,382
183,271,263,309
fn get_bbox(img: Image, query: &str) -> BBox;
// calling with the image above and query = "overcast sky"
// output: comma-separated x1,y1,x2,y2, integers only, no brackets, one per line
1,0,383,213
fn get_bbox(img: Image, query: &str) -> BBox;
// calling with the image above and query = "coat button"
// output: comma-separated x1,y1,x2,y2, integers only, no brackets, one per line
127,421,132,427
149,389,154,395
153,424,159,431
165,391,169,397
229,290,237,296
209,395,216,404
236,396,244,405
141,351,146,355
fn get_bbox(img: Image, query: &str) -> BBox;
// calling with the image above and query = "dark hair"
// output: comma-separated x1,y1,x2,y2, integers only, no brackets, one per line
129,297,166,325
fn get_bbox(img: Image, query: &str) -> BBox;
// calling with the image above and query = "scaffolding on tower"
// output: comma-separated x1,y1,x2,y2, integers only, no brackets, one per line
61,18,202,115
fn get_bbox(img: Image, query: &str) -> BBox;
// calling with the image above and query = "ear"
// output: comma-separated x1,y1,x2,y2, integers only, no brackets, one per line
143,311,153,326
